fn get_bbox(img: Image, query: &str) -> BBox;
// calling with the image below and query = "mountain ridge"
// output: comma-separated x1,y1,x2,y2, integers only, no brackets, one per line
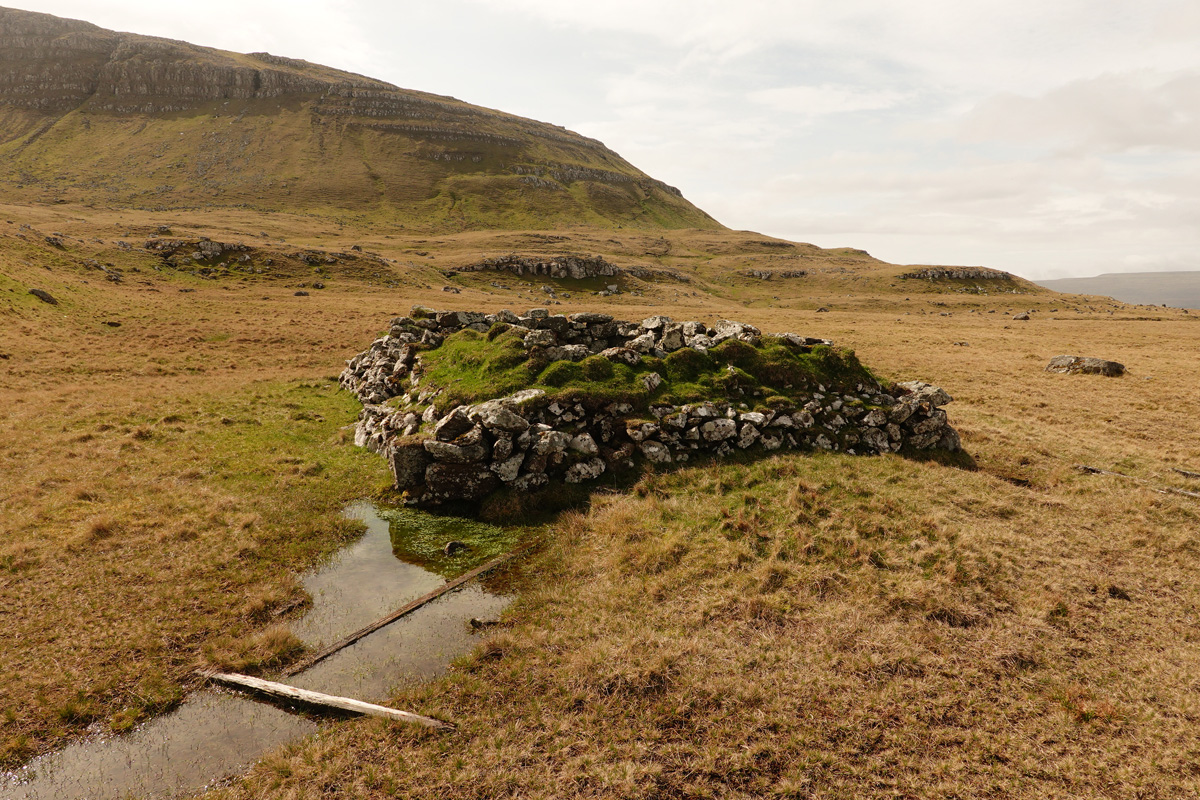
0,6,716,230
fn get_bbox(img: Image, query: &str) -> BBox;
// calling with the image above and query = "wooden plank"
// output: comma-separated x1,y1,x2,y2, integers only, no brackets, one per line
206,671,453,729
282,547,525,677
1076,464,1200,499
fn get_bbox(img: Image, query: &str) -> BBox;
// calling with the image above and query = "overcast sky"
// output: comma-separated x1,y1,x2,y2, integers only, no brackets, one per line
11,1,1200,279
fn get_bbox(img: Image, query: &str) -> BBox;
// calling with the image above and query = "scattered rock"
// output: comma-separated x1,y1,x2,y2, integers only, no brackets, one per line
28,288,57,305
1045,355,1125,377
1013,312,1030,320
294,291,309,297
443,540,468,555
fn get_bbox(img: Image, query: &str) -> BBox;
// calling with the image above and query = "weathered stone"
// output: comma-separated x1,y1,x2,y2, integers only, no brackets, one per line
565,457,607,483
425,463,500,501
896,381,953,406
860,427,889,453
642,315,672,331
739,411,767,426
909,409,948,436
711,319,761,343
524,329,557,348
28,288,57,305
737,424,761,448
490,453,525,482
424,438,489,463
493,309,521,324
434,407,474,441
599,347,641,366
862,408,888,427
1045,355,1125,377
545,344,590,362
569,433,599,456
511,472,549,491
1013,312,1030,320
627,332,656,353
533,430,571,455
469,401,530,433
659,323,685,352
640,440,673,464
570,312,613,324
526,308,549,320
642,372,663,392
687,334,714,351
537,315,571,335
700,418,737,441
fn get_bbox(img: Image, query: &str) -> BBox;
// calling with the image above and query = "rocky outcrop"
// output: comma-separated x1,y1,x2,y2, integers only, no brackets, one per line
1045,355,1125,377
743,269,807,280
457,255,621,281
901,267,1014,281
340,307,962,508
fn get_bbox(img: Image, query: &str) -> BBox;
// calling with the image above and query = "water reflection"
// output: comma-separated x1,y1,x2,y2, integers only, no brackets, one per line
3,502,510,799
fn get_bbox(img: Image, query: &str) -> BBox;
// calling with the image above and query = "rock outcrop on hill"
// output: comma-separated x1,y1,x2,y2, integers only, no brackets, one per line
0,7,718,228
340,307,962,507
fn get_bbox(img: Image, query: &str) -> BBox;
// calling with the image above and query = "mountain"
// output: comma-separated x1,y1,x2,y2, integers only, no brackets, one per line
1036,271,1200,310
0,7,719,231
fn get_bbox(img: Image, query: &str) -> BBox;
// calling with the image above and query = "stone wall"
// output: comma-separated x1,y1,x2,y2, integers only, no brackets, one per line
340,307,962,507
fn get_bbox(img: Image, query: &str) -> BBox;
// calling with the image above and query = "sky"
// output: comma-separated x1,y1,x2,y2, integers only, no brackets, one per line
10,1,1200,280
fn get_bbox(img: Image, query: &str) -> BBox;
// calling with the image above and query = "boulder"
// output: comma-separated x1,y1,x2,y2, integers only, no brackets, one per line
627,332,656,353
28,288,58,305
1013,312,1030,320
1045,355,1125,377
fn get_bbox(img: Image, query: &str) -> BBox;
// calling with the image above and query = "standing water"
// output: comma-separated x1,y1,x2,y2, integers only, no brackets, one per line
2,502,512,799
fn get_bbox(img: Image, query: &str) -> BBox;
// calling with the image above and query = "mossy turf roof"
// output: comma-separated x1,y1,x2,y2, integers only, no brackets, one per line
414,325,877,412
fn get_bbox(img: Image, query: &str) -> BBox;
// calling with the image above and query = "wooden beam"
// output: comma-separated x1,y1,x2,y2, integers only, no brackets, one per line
205,671,453,729
1076,464,1200,499
282,546,526,677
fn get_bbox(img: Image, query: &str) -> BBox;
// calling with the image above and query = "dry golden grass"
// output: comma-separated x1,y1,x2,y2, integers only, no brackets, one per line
5,202,1200,796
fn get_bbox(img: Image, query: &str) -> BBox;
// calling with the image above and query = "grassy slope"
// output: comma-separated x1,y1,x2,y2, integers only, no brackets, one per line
0,14,718,232
4,206,1200,796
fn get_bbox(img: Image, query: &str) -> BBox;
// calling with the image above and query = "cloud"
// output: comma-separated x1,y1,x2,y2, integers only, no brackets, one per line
962,70,1200,153
749,85,910,116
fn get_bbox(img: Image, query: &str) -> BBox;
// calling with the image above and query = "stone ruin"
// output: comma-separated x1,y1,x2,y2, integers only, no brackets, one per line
340,307,962,507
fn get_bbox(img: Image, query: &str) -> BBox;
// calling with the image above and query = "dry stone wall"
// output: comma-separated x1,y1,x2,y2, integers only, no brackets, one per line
340,307,962,507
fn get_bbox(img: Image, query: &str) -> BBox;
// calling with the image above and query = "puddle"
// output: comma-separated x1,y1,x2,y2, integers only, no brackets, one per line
2,502,512,799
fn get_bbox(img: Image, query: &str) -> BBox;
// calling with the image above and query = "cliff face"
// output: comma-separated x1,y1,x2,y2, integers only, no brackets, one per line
0,7,717,229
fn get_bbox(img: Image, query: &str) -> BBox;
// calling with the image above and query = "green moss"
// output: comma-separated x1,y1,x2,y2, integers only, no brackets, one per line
538,360,584,387
378,505,520,580
413,328,877,412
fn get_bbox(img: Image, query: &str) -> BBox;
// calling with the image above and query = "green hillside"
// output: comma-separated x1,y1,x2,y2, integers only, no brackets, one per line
0,7,719,231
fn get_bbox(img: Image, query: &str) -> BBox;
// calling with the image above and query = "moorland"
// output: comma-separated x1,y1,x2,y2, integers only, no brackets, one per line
3,7,1200,799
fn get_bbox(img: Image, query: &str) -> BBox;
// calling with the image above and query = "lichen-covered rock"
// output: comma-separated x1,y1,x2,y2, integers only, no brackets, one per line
1045,355,1125,377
